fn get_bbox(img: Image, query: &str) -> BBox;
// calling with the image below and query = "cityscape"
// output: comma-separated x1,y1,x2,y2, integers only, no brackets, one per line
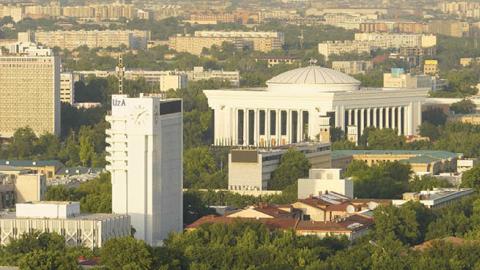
1,0,480,269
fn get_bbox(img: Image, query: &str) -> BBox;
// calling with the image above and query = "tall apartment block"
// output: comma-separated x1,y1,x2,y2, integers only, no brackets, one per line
60,72,74,104
0,43,60,138
105,94,183,246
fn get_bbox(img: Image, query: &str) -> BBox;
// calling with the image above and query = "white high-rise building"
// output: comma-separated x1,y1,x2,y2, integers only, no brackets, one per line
105,94,183,246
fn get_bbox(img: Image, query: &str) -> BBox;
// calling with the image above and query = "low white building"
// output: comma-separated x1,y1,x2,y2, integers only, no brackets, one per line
392,188,475,209
298,168,353,199
228,143,331,191
383,68,434,90
0,202,130,248
457,159,478,173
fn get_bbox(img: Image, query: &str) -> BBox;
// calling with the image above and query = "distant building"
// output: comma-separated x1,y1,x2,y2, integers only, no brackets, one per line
228,143,332,191
392,188,475,208
324,13,378,30
30,30,150,50
424,59,438,75
331,60,373,75
298,168,353,199
60,72,75,104
449,114,480,125
106,94,183,246
460,57,480,67
255,56,299,67
0,43,60,138
168,31,285,55
0,169,46,205
383,68,434,89
186,66,240,87
0,202,130,248
332,150,461,175
0,160,63,180
427,20,468,38
457,159,478,173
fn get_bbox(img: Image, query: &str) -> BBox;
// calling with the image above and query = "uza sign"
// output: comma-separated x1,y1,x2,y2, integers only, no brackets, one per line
112,99,126,106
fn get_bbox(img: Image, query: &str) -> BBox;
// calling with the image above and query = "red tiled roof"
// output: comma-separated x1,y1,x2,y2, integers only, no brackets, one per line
186,215,298,230
296,214,373,233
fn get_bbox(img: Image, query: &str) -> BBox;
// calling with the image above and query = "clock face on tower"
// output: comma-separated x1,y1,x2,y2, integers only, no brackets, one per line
129,105,150,126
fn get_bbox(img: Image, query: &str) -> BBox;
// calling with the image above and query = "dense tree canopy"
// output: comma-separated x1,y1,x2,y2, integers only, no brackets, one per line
268,148,311,190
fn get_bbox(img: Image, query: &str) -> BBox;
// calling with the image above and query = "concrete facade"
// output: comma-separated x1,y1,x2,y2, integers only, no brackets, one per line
106,94,183,246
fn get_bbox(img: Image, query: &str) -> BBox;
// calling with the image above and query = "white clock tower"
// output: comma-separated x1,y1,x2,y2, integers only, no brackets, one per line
106,94,183,246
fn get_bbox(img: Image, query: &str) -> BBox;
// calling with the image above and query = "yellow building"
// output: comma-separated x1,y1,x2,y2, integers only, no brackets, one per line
424,59,438,75
449,114,480,125
0,160,63,180
169,31,284,56
0,45,60,138
332,150,461,175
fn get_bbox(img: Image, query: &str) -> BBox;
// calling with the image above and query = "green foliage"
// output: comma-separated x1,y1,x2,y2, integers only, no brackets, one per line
418,122,440,141
461,165,480,190
184,147,226,189
268,148,311,190
409,175,452,192
0,232,87,269
450,99,476,114
100,237,152,270
45,173,111,213
422,107,447,126
346,161,411,198
360,128,406,149
434,122,480,157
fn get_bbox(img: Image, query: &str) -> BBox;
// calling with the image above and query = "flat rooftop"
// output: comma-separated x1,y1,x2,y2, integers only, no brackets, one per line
0,212,128,221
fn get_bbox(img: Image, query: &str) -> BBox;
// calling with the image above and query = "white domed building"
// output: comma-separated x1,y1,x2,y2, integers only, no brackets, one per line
204,65,427,146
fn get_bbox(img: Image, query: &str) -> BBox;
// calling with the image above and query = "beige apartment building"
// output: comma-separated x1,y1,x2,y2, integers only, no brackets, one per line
31,30,150,50
60,72,74,104
0,45,60,138
169,31,284,55
331,60,373,75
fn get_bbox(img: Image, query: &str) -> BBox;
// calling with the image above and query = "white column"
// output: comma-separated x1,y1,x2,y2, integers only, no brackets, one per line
360,108,365,135
266,109,271,147
385,107,390,128
392,107,397,131
397,107,403,135
366,108,371,127
340,106,345,130
287,109,292,144
407,102,413,135
403,106,409,135
373,108,378,128
254,109,260,146
379,107,384,129
298,111,303,142
243,109,248,146
275,110,282,145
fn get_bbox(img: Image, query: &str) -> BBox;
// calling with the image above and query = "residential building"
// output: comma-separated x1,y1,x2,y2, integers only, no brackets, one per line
205,66,427,146
187,202,374,241
331,60,373,75
392,188,475,208
449,114,480,125
331,150,461,175
383,68,434,89
427,20,469,37
106,94,183,246
186,66,240,87
0,202,130,248
0,5,23,22
460,57,480,67
0,43,60,138
31,30,150,50
323,13,378,30
318,40,373,61
424,59,438,75
123,70,188,91
353,33,437,49
228,143,332,191
168,31,284,55
255,56,299,67
298,168,353,199
60,72,74,104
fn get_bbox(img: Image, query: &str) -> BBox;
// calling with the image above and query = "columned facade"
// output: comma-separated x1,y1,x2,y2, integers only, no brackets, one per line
205,65,428,147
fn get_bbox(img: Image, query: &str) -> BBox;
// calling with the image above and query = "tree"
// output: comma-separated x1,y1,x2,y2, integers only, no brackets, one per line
7,127,37,159
100,237,152,270
461,165,480,190
422,107,447,126
184,147,226,189
418,122,440,141
78,134,94,167
409,175,452,192
35,133,61,160
268,149,311,190
450,99,476,114
366,128,406,149
18,250,79,270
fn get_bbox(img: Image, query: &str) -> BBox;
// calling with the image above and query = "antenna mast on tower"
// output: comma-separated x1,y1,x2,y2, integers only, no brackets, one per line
116,55,126,95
